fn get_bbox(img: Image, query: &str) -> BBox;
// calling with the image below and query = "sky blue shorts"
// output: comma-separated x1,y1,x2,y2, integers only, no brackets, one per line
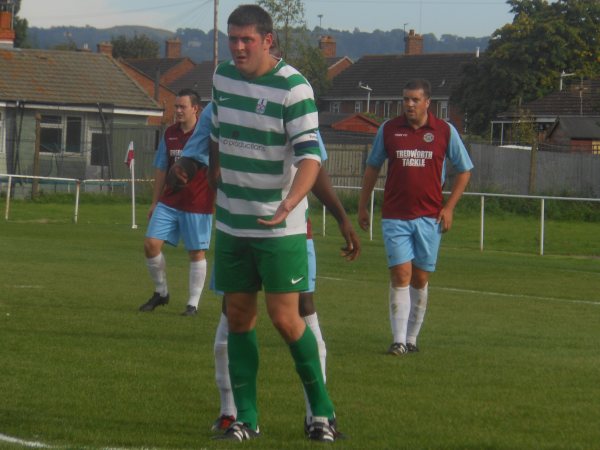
145,202,212,251
382,217,442,272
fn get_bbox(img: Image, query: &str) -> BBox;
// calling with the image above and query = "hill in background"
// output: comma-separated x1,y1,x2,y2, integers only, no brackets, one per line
27,25,491,62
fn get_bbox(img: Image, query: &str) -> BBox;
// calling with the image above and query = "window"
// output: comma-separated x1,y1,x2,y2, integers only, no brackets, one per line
40,114,83,154
40,115,62,153
438,101,449,120
397,101,403,116
65,117,82,153
383,101,392,118
354,101,362,113
330,102,340,114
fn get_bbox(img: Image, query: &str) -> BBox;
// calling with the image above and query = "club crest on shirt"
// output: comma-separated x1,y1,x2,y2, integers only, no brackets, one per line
423,132,434,143
256,98,268,114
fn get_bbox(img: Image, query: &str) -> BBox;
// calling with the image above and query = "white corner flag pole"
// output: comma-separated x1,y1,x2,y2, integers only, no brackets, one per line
125,141,138,229
130,157,137,229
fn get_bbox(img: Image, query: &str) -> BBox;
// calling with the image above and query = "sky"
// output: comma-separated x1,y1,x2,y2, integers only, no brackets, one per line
20,0,515,38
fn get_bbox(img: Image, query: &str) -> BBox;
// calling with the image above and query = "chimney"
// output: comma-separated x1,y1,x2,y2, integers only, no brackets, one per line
404,29,423,55
97,41,113,56
165,38,181,59
319,35,336,58
0,8,15,48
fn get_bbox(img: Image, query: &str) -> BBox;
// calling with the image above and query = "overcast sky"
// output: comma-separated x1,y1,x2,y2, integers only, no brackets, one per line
20,0,515,38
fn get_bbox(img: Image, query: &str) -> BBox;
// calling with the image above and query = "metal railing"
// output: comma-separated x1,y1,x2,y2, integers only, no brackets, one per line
322,187,600,256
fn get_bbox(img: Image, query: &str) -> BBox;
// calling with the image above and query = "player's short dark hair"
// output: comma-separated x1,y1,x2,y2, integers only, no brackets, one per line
227,4,273,36
404,79,431,99
177,88,200,107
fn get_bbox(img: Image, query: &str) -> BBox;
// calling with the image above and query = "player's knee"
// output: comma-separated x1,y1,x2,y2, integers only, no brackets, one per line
144,238,161,258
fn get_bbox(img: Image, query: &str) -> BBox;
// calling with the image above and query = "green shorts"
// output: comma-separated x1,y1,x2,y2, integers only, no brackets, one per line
215,230,308,293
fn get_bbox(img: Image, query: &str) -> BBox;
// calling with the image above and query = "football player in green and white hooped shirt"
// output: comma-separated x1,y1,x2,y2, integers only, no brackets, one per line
208,4,341,443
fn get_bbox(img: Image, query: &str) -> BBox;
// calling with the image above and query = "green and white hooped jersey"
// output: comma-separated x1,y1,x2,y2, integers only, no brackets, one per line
211,59,321,238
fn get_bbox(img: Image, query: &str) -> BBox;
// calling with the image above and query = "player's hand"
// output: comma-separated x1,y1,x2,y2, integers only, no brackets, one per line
437,207,454,232
147,202,157,220
257,198,294,227
358,208,370,231
338,218,360,261
166,157,202,192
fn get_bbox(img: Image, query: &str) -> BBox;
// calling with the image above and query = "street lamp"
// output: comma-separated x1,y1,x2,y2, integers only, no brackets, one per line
358,81,372,113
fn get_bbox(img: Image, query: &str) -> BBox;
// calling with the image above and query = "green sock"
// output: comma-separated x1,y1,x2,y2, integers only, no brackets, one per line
228,329,259,430
289,326,335,419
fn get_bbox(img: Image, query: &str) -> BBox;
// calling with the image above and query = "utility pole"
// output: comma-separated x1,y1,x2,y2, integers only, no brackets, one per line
317,14,323,28
213,0,219,70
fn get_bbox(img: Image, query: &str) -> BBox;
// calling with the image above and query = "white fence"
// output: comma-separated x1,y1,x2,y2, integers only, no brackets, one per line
322,187,600,256
2,174,599,256
0,173,141,228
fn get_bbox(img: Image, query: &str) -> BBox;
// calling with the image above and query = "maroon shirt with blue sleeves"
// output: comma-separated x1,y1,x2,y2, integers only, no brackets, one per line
366,111,473,220
153,119,215,214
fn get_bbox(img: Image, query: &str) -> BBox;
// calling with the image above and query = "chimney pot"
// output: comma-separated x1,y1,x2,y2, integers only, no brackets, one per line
165,38,182,59
97,41,113,56
404,29,423,55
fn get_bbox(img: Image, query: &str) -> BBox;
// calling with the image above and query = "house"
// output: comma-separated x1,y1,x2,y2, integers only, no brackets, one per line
0,19,162,179
492,80,600,148
117,38,200,125
318,35,353,80
543,116,600,154
166,60,216,105
320,30,476,131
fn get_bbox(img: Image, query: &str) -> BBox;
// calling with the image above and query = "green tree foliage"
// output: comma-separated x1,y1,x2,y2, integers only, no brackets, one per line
452,0,600,134
288,42,331,101
110,33,159,58
257,0,305,58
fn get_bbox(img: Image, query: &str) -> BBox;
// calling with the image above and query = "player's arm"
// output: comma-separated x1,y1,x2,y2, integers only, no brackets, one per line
257,158,320,227
208,139,220,191
358,165,380,231
437,170,471,232
312,167,360,261
149,168,166,219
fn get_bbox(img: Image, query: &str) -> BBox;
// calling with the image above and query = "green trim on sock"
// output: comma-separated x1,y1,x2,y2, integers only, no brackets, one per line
228,329,259,430
289,326,335,419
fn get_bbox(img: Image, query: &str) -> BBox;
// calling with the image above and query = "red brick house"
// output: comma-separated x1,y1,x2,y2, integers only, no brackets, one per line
320,30,476,132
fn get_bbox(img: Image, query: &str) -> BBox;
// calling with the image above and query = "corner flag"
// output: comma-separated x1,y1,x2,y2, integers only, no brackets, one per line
124,141,135,168
125,141,137,229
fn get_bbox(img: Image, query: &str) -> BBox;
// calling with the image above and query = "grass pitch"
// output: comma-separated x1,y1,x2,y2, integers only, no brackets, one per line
1,199,599,449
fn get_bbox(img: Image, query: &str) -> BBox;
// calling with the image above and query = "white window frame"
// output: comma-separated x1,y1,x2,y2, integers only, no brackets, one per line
438,101,449,120
383,101,393,118
40,114,84,154
331,102,340,113
354,101,362,113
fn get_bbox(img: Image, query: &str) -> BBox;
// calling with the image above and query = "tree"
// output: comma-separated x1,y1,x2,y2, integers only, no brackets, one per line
288,42,331,101
110,33,159,59
257,0,305,58
452,0,600,134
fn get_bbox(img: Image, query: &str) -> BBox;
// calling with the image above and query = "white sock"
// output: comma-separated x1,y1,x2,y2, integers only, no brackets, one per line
214,313,236,417
302,312,327,421
146,253,167,296
389,284,411,344
303,313,327,379
187,259,207,308
407,284,429,346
